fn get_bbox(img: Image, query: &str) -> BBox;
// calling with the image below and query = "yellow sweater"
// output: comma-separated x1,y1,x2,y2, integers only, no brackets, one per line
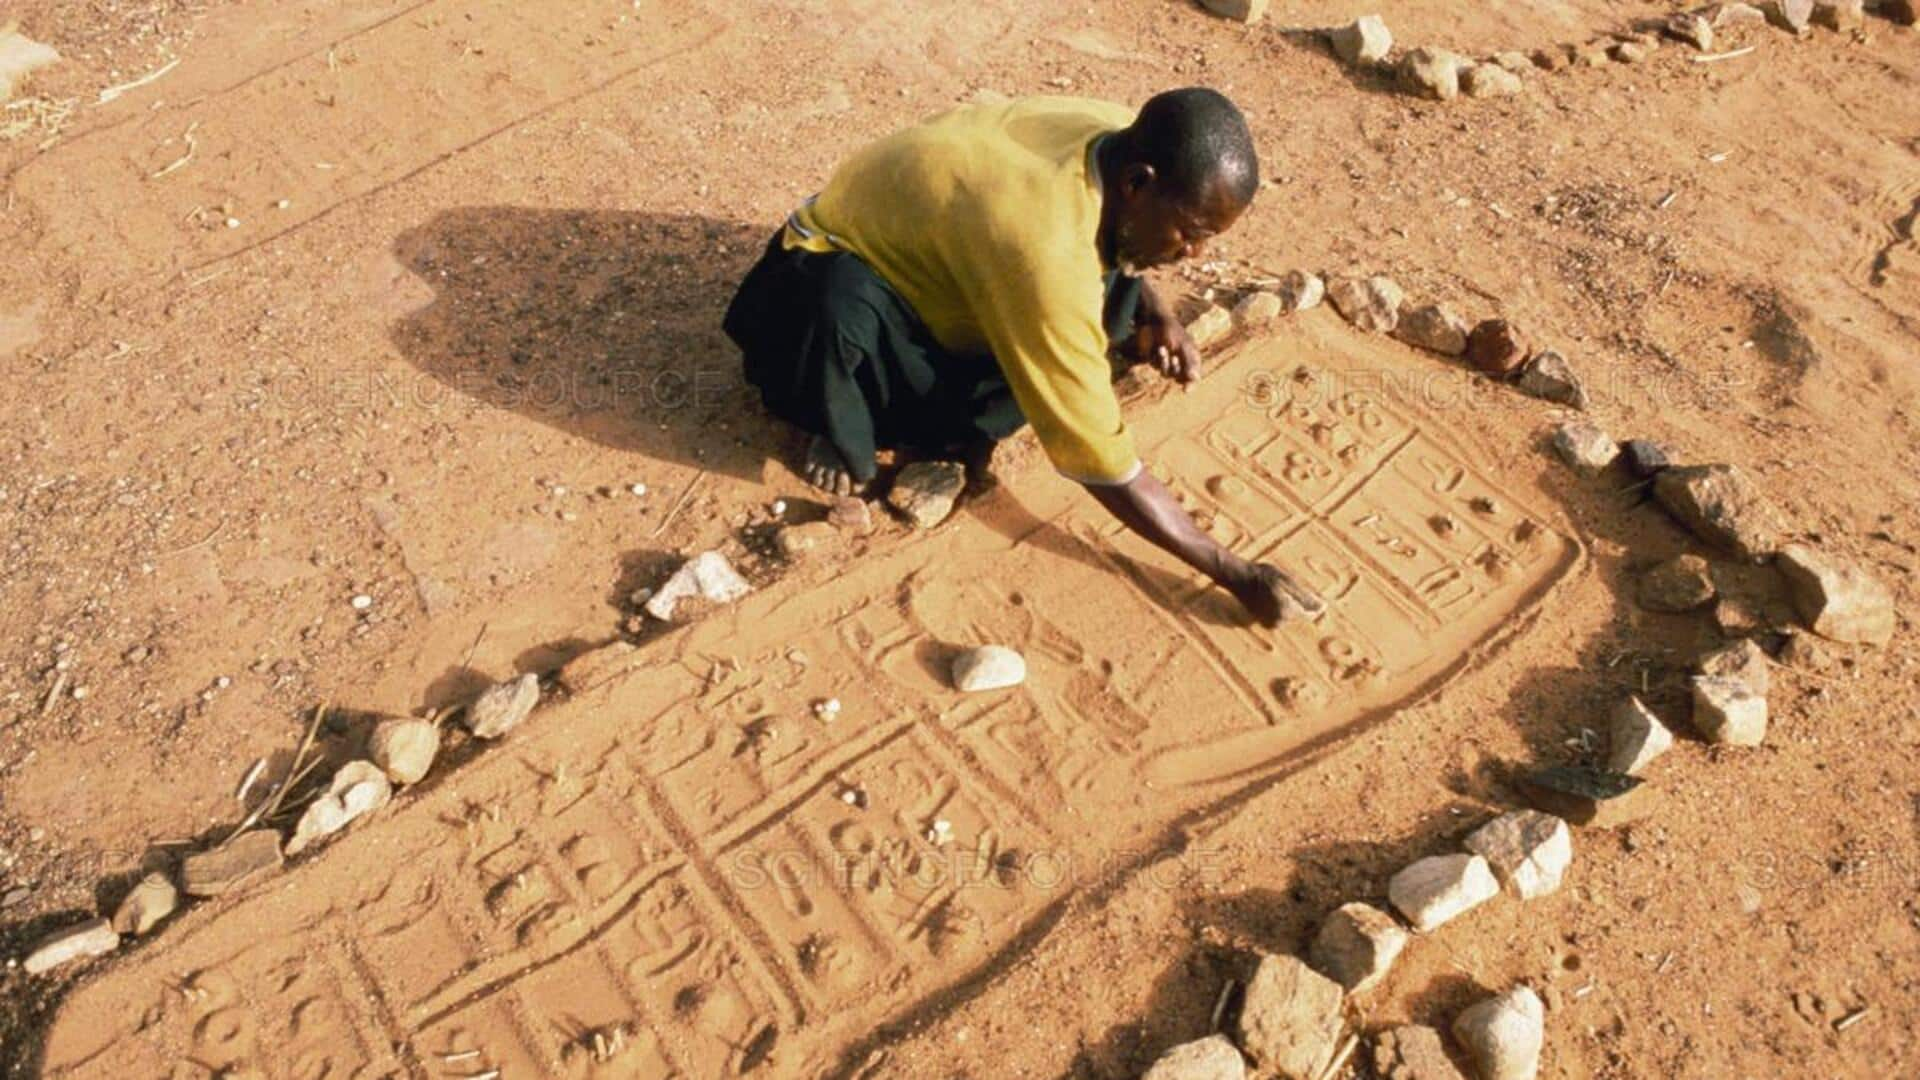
784,96,1140,485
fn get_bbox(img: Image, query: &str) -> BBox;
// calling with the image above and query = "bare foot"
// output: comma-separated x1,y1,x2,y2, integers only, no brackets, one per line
803,435,857,496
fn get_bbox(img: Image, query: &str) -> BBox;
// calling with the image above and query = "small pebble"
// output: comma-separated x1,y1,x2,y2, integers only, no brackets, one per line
224,217,241,229
214,675,231,689
70,686,89,701
813,698,842,719
350,594,373,610
771,499,788,517
629,483,647,496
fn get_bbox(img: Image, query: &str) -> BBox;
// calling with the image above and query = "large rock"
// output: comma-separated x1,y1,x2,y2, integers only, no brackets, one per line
1776,544,1895,645
1813,0,1866,28
889,460,967,529
1394,303,1470,355
1143,1034,1248,1080
465,672,540,739
1550,420,1618,473
1329,15,1394,65
1187,304,1235,350
1462,63,1523,98
1373,1025,1470,1080
24,918,118,975
1399,47,1468,100
1766,0,1816,32
1309,901,1409,993
1200,0,1268,23
182,830,283,897
1607,696,1674,776
645,550,753,620
1328,275,1405,333
1697,637,1769,696
112,872,179,936
1453,986,1545,1080
1514,351,1587,409
1636,554,1716,613
1276,270,1326,313
1517,766,1653,828
1464,319,1530,376
1388,854,1499,932
1652,465,1782,561
951,645,1026,692
1235,953,1348,1080
288,760,394,855
1464,811,1572,900
1620,438,1673,479
368,716,439,784
1691,675,1767,746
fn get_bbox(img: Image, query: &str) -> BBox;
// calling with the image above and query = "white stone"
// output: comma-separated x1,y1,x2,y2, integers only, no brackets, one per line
1329,15,1393,65
1550,420,1618,473
466,672,540,739
24,918,118,975
288,761,393,855
1607,696,1673,776
1309,901,1409,993
645,550,752,620
112,872,179,936
1276,270,1325,313
951,645,1026,692
368,716,440,785
1143,1034,1247,1080
1692,675,1767,746
1463,811,1572,900
1236,953,1347,1079
1232,291,1284,329
1388,853,1498,931
1776,543,1896,645
1462,63,1523,98
1399,47,1468,101
1186,304,1234,351
1697,638,1769,696
1452,986,1545,1080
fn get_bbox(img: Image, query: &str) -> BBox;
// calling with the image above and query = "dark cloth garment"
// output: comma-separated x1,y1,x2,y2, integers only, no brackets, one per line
724,231,1141,485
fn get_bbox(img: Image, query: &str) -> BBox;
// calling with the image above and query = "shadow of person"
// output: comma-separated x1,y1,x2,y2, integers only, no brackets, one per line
389,206,775,484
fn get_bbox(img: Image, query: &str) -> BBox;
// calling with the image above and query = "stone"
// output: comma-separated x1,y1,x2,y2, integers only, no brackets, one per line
368,716,439,785
1399,47,1468,100
1572,42,1613,67
1636,554,1716,613
1200,0,1268,23
1713,595,1765,637
1464,811,1572,900
23,918,118,975
112,872,179,936
645,550,753,619
288,761,393,855
0,29,60,104
1462,63,1524,98
1514,351,1587,409
1779,631,1836,673
775,520,840,559
1233,291,1284,330
1531,46,1571,71
1309,901,1409,993
951,645,1026,692
1328,275,1404,333
1464,319,1530,377
465,672,539,739
1665,12,1716,48
1491,51,1533,72
1620,438,1673,479
1143,1034,1248,1080
1517,766,1654,828
1692,675,1767,746
1607,696,1674,776
1767,0,1816,31
828,496,876,536
1652,465,1782,561
1374,1025,1470,1080
1710,2,1770,26
888,460,966,529
1329,15,1393,65
1776,544,1896,645
1186,304,1234,350
1550,420,1618,473
1814,0,1866,28
1393,303,1470,354
1879,0,1916,25
1388,854,1499,932
182,830,283,897
1235,953,1347,1079
1453,987,1545,1080
1698,637,1770,696
1276,270,1326,312
1609,40,1652,62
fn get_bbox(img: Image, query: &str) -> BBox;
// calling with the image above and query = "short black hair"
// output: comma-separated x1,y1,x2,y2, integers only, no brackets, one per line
1119,87,1259,207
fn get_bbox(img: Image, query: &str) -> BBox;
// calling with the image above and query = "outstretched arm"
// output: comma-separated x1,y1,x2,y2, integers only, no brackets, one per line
1083,469,1319,627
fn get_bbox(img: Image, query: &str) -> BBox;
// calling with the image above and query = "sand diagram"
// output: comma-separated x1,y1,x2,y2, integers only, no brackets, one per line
40,329,1582,1078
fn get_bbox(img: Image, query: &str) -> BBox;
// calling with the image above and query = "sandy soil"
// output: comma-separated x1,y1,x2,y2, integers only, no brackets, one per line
1,0,1916,1077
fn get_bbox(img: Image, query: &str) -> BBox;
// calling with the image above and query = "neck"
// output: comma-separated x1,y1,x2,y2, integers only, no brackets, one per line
1094,133,1127,267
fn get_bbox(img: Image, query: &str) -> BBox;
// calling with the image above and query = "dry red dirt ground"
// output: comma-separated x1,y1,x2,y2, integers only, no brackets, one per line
1,1,1916,1077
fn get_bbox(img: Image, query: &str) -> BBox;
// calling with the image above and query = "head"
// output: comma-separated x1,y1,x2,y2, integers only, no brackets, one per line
1100,87,1258,273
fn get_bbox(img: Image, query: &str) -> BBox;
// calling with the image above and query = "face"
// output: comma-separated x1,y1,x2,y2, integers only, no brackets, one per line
1113,171,1247,274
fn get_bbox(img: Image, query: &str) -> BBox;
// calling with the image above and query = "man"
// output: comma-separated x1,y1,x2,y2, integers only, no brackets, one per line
725,88,1323,627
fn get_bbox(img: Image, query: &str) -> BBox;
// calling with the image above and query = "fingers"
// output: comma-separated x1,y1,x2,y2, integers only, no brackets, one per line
1178,342,1204,385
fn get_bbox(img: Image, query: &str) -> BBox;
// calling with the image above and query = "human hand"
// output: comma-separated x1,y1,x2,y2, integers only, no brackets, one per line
1131,307,1204,385
1222,560,1327,628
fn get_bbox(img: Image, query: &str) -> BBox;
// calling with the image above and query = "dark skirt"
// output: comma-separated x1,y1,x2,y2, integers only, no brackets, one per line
724,231,1140,484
